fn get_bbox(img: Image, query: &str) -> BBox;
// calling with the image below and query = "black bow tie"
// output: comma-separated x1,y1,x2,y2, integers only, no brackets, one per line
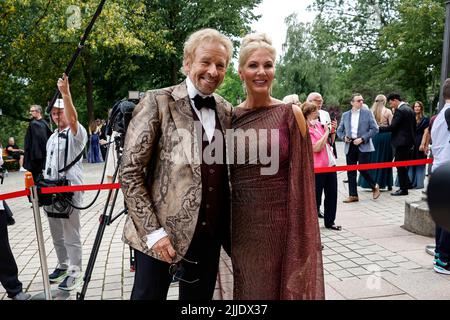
193,94,216,111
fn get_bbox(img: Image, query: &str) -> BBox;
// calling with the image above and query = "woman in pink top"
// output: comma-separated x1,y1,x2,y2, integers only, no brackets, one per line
303,102,341,231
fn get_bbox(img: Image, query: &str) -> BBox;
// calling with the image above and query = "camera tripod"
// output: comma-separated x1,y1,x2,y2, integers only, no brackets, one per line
76,134,131,300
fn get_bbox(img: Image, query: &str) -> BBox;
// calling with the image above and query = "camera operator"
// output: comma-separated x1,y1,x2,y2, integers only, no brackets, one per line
44,74,88,291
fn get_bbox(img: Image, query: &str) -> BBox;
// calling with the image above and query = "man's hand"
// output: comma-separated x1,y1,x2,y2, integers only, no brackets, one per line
152,236,176,263
57,73,71,97
353,138,363,146
344,136,353,143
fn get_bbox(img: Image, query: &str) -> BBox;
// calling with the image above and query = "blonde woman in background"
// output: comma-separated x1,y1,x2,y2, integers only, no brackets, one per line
358,94,394,190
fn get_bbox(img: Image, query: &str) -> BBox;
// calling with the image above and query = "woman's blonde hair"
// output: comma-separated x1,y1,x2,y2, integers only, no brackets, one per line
371,94,387,124
238,32,276,69
89,120,98,135
182,28,233,73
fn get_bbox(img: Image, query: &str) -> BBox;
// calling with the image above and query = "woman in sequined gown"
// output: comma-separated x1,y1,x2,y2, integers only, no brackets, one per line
230,33,324,300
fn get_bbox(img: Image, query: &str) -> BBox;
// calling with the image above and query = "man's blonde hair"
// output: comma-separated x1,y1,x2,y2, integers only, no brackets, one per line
183,28,233,73
238,32,276,69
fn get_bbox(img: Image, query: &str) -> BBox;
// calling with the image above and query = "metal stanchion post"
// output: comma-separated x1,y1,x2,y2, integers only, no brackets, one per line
26,173,51,300
25,172,69,300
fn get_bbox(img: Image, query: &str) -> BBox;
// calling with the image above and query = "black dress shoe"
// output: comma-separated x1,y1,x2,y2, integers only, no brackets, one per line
325,224,342,231
6,216,15,226
318,211,324,219
391,189,408,196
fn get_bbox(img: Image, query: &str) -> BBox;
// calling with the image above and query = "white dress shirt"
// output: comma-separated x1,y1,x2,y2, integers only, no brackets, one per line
186,77,216,143
146,77,217,250
318,109,331,126
431,103,450,172
350,108,361,139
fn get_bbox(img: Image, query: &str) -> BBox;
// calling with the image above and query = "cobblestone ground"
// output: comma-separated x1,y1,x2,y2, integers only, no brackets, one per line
1,142,449,300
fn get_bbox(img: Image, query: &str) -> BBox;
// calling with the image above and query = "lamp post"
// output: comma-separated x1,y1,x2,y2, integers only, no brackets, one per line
439,1,450,112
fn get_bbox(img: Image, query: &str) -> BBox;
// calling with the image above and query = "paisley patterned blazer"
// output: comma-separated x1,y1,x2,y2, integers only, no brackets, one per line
119,81,232,262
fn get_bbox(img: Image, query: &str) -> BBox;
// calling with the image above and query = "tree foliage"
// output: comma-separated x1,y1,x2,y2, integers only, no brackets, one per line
0,0,261,146
273,0,446,114
273,14,340,106
216,64,245,106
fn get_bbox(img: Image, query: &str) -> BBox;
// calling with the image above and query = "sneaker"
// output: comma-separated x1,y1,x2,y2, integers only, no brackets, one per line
11,291,31,300
49,268,68,283
433,253,440,265
19,167,27,172
434,259,450,275
58,274,83,291
425,244,436,256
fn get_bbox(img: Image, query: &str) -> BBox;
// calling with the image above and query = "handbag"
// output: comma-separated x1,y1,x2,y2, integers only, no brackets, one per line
37,175,74,219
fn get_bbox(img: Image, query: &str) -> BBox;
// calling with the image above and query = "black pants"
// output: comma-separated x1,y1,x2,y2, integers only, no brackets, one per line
0,209,22,298
346,144,376,196
131,230,221,300
100,146,107,162
436,226,450,262
394,146,412,191
315,172,337,227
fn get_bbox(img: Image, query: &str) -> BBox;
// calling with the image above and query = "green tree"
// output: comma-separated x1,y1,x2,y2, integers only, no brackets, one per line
307,0,445,110
379,0,444,104
273,14,340,105
216,64,244,106
0,0,261,142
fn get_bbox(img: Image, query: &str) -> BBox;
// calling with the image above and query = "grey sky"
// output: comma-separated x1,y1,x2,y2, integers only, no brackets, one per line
250,0,316,58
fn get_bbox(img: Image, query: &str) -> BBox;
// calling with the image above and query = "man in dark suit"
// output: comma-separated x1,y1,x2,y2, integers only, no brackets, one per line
379,93,416,196
119,28,233,300
23,104,52,182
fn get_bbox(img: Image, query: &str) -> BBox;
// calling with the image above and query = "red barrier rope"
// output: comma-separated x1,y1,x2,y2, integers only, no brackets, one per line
0,160,434,201
314,158,433,174
40,183,121,194
0,183,120,201
0,189,30,201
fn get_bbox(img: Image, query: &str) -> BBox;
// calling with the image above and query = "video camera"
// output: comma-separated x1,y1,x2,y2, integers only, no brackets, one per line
106,92,141,148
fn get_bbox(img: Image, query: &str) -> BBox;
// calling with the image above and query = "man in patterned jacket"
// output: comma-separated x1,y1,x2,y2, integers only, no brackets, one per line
119,28,233,300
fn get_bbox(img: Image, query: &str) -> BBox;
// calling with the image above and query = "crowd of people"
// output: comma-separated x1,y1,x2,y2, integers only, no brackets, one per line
1,27,449,301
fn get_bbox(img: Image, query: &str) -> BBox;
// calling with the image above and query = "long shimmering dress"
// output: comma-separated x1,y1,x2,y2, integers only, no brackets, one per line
231,104,325,300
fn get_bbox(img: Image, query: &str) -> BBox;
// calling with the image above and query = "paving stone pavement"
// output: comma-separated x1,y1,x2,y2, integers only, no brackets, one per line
1,141,449,300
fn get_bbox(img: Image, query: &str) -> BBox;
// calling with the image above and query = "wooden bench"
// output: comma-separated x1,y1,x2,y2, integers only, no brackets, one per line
2,148,19,171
